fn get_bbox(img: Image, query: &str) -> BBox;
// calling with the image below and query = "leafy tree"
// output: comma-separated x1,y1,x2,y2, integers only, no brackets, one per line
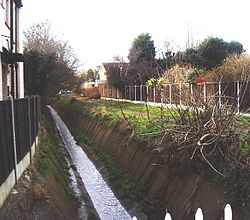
126,33,158,84
184,37,245,70
226,41,245,55
86,68,98,81
24,21,79,102
184,48,203,68
106,65,125,89
78,68,99,84
128,33,156,64
198,37,228,69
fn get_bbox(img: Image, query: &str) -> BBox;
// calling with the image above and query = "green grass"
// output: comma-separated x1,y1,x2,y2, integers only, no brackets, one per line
234,116,250,152
96,99,177,117
239,133,250,152
53,96,250,152
62,98,166,135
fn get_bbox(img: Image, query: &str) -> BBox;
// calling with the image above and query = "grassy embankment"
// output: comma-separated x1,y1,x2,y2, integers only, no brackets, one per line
57,96,250,152
34,109,79,219
53,96,250,207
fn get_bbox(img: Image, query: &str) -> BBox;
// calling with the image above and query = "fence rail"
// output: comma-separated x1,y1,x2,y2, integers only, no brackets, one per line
0,96,41,185
100,81,250,112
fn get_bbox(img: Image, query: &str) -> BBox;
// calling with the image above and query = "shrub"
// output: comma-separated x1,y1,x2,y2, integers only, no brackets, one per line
204,54,250,82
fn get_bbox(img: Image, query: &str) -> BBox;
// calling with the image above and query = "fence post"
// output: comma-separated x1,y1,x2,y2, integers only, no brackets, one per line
203,82,207,104
163,84,166,103
33,96,38,149
36,96,41,132
26,96,32,163
195,208,203,220
124,86,126,99
134,85,137,101
190,83,194,101
169,84,172,105
218,81,222,107
237,80,240,114
153,86,156,103
140,85,142,102
224,204,232,220
179,83,182,106
9,96,18,183
160,86,163,103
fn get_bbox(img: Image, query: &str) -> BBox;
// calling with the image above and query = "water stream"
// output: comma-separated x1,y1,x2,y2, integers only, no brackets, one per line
48,106,134,220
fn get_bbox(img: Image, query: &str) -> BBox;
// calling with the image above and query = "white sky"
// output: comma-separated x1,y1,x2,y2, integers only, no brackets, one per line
21,0,250,70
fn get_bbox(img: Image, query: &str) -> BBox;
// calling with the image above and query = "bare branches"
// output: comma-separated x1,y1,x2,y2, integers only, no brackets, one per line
149,72,250,177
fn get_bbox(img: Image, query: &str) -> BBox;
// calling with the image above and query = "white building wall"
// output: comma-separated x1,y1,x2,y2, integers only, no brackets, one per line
0,1,11,100
0,1,11,50
0,1,24,100
98,64,108,81
16,8,24,98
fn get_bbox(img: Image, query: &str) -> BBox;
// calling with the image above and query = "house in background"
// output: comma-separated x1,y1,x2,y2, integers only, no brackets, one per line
98,62,129,82
0,0,24,100
81,62,130,98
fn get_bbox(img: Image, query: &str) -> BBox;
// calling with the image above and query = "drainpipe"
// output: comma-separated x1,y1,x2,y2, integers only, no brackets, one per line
15,6,19,98
10,0,15,98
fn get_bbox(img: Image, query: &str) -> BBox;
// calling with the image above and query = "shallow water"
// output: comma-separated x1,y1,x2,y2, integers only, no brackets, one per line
48,106,133,220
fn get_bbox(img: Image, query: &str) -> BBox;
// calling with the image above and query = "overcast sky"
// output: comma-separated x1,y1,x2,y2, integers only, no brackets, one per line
21,0,250,70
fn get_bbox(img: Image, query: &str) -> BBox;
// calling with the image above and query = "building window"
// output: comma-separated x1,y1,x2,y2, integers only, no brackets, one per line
5,0,10,28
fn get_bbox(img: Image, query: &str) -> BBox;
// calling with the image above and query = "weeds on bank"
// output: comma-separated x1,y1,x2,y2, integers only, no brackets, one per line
37,111,75,201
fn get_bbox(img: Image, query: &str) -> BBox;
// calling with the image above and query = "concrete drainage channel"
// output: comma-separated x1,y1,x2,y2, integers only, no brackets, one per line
48,106,137,220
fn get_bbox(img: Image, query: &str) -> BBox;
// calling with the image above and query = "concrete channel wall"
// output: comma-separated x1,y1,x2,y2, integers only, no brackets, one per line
56,105,250,220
